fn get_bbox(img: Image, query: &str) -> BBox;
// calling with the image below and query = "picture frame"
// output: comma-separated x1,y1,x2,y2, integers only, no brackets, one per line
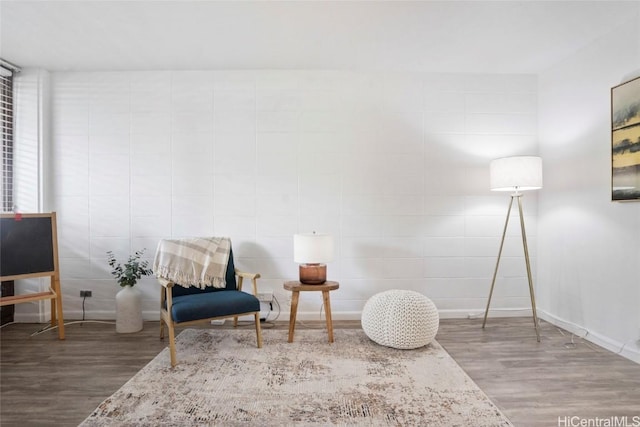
611,76,640,201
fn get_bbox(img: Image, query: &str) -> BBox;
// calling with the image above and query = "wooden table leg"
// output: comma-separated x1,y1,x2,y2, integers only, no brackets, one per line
288,291,300,343
322,290,334,343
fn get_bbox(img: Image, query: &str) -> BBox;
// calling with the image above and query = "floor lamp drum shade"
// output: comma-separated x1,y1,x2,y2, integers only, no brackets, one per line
294,233,334,284
490,156,543,192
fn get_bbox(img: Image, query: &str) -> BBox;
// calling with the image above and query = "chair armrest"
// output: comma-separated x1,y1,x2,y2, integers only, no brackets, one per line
234,269,261,295
235,269,261,280
158,278,174,322
157,278,175,288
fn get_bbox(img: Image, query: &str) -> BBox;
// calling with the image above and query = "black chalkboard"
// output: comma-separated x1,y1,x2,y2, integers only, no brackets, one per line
0,214,56,279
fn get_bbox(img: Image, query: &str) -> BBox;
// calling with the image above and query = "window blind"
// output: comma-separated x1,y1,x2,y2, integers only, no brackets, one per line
1,66,14,213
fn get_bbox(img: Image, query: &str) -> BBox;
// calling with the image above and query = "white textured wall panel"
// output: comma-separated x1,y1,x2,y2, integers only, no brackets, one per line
48,70,538,320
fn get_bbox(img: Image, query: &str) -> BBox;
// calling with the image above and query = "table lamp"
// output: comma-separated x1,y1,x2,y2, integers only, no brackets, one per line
293,232,334,284
483,156,543,341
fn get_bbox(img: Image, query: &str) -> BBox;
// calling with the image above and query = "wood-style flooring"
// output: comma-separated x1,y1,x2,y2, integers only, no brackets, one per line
1,318,639,426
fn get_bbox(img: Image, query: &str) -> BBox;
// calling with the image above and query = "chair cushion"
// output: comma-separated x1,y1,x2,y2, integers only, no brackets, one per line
170,290,260,323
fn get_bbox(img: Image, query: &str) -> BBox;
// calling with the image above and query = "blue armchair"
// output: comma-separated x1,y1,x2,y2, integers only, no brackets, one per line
158,247,263,367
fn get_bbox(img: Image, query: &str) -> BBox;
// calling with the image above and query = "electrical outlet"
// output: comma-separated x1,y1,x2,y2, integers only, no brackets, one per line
80,290,92,298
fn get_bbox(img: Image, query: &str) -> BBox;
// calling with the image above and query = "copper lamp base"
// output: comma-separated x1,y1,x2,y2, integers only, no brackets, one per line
299,264,326,285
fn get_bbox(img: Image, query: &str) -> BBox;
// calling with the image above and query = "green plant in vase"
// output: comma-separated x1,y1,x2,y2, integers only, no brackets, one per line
106,249,153,333
107,249,153,287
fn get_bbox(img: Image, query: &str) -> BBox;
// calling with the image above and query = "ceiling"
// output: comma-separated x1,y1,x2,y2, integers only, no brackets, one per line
1,1,638,74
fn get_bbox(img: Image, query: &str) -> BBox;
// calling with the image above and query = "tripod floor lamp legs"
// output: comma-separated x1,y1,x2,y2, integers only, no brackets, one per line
482,194,541,342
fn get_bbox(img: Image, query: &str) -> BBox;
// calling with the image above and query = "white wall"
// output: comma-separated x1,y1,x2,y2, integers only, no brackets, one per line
46,70,539,321
538,11,640,362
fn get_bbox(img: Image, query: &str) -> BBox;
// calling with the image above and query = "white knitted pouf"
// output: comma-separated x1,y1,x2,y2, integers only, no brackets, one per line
361,290,439,349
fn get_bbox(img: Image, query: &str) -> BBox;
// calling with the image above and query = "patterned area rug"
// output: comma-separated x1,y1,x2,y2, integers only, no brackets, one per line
81,329,512,426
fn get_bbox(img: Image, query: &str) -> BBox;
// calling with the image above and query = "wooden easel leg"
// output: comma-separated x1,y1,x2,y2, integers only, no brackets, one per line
55,297,65,339
50,298,56,327
53,278,65,340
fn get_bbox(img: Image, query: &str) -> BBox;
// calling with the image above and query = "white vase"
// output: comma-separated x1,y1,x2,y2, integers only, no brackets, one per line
116,285,143,333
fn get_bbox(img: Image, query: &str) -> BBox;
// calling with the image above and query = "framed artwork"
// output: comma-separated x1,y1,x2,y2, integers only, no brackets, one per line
611,76,640,201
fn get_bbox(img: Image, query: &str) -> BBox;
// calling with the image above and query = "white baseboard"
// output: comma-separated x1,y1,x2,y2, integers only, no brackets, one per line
273,308,533,322
13,310,158,322
12,307,533,323
538,310,640,364
12,307,639,364
13,313,46,323
437,308,533,319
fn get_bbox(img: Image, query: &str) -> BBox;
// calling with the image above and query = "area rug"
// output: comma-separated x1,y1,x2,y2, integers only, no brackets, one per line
81,329,512,426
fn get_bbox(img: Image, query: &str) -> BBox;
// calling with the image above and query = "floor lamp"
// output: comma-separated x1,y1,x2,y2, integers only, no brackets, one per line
482,156,543,342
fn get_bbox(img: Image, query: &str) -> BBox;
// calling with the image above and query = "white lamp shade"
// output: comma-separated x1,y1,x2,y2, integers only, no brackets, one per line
294,233,334,264
490,156,543,191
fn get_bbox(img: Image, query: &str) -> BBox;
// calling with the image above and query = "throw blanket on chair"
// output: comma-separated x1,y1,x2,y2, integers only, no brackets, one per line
153,237,231,289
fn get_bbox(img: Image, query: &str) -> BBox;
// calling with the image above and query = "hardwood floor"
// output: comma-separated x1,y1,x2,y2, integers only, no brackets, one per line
437,318,640,426
1,318,639,426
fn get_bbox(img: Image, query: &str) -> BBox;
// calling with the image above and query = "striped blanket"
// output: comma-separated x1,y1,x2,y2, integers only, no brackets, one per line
153,237,231,289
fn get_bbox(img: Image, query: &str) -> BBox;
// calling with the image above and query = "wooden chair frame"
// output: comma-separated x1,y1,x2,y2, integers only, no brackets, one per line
159,270,263,367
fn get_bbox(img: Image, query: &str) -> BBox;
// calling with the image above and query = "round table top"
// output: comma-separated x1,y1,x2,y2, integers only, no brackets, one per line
284,280,339,292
